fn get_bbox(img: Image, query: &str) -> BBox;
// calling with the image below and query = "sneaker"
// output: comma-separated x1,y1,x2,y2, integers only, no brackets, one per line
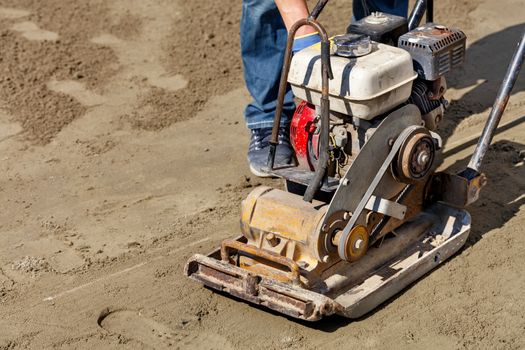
247,127,295,177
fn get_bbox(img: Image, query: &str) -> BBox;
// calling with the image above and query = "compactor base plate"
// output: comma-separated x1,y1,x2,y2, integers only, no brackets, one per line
185,203,470,321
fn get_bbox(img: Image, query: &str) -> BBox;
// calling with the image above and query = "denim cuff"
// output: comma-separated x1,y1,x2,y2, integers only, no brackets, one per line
246,120,291,130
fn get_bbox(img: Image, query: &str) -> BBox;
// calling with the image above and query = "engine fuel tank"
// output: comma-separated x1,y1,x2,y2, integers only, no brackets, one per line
288,41,417,120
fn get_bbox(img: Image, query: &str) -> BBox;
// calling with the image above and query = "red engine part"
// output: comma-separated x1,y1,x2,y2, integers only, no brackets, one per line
290,101,318,170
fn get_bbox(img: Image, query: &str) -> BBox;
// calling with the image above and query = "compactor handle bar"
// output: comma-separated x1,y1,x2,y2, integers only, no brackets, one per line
309,0,330,20
266,13,333,203
408,0,434,31
467,31,525,174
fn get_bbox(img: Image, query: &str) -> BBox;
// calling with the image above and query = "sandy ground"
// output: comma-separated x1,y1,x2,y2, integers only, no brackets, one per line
0,0,524,349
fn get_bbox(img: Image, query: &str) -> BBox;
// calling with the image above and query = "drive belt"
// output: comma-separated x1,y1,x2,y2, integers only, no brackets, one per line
337,125,420,261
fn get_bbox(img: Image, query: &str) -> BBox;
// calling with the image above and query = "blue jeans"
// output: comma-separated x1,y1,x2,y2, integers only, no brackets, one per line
240,0,409,130
352,0,408,19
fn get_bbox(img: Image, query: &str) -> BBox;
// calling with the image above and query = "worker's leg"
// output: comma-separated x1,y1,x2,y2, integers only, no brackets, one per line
353,0,409,20
240,0,295,176
240,0,295,130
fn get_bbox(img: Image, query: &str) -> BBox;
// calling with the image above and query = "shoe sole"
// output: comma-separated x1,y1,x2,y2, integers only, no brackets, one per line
249,164,273,178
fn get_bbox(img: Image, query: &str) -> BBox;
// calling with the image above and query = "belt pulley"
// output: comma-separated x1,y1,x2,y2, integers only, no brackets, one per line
336,125,435,261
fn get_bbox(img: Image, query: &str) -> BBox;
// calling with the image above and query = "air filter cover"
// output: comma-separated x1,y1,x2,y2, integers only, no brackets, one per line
398,23,466,81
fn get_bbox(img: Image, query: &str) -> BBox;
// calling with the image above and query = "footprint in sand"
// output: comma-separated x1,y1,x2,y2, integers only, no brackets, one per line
11,21,58,41
90,33,123,46
0,7,30,19
47,80,106,107
98,308,234,350
148,75,188,92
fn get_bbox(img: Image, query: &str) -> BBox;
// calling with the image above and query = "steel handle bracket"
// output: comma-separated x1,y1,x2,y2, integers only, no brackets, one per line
429,170,488,208
220,239,302,286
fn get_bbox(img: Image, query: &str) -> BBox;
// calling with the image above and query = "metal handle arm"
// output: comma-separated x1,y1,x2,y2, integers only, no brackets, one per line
309,0,330,20
266,16,332,203
467,32,525,173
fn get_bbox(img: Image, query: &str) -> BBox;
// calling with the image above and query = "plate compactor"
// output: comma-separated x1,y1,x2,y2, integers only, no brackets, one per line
185,0,525,321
